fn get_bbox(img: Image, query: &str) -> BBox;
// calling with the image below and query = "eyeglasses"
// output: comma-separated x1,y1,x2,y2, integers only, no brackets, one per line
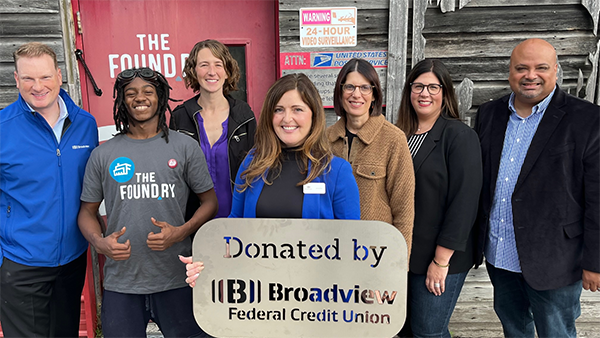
410,82,443,95
342,84,373,95
117,68,157,81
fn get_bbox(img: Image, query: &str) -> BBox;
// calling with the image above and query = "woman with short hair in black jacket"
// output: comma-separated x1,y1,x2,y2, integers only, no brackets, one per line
170,39,256,220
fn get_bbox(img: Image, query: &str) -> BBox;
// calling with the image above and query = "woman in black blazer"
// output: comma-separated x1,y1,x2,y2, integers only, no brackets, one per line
396,59,482,338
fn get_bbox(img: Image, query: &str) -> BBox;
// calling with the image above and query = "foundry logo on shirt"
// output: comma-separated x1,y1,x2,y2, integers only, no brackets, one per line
110,157,135,183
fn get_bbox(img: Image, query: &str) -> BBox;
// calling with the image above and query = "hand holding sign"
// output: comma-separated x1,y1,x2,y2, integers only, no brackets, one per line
179,255,204,288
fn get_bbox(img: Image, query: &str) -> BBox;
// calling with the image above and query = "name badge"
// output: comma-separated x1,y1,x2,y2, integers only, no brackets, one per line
303,182,326,194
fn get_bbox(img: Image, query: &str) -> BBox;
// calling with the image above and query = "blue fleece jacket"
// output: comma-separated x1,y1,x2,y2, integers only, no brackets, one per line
230,152,360,220
0,89,98,267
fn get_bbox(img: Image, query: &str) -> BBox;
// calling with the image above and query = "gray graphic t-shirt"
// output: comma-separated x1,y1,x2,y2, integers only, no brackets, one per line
81,131,213,294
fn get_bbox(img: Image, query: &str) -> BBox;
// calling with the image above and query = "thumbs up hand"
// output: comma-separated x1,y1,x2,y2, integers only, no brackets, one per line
147,217,184,251
96,227,131,260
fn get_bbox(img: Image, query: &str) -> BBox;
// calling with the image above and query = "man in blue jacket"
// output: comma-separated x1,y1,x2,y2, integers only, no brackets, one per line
0,42,98,337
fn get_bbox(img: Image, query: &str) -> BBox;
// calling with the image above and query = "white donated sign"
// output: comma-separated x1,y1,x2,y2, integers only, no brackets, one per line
192,218,408,338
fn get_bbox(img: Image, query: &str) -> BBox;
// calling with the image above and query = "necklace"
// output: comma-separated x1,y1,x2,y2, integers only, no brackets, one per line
417,125,431,132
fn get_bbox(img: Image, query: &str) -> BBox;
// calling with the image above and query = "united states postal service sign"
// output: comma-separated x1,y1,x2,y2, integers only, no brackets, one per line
300,7,357,47
192,218,408,337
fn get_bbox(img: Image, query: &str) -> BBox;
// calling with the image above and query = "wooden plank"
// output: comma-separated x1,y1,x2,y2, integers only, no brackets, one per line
456,77,474,120
586,39,600,102
423,6,594,34
279,10,389,37
423,33,599,58
412,0,427,67
0,39,65,63
448,323,600,338
458,282,600,303
0,86,19,110
451,301,600,323
0,0,59,13
582,0,600,36
59,0,82,105
578,69,586,97
0,13,63,37
386,0,409,124
472,83,512,105
278,0,389,11
459,0,472,9
448,323,504,338
439,56,593,82
578,323,600,338
440,0,456,13
465,0,581,7
0,66,16,87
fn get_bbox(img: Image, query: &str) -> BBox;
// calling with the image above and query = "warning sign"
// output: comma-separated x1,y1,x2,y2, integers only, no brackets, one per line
300,7,357,48
280,50,387,107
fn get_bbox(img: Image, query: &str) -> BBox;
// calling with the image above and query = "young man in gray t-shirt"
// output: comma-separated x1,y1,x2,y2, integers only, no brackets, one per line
78,68,217,338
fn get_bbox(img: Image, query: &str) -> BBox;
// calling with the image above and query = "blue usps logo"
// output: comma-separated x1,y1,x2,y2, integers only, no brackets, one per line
109,157,135,183
312,53,333,67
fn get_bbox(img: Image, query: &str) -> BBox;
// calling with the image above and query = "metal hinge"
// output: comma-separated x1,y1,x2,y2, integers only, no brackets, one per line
77,11,83,34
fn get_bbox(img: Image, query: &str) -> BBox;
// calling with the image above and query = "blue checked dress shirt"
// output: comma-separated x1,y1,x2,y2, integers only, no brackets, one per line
485,87,556,273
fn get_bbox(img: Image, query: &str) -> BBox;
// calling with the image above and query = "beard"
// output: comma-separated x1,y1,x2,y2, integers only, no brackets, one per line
517,81,544,99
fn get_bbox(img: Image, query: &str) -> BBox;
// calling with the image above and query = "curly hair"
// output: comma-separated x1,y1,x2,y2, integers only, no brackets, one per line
237,73,332,192
112,68,173,142
182,39,240,95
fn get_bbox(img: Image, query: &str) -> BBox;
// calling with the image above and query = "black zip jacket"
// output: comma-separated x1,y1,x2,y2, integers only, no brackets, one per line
169,94,256,220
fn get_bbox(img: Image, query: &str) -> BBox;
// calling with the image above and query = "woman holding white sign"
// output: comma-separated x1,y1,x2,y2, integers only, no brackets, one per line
182,73,361,286
326,58,415,254
396,59,482,338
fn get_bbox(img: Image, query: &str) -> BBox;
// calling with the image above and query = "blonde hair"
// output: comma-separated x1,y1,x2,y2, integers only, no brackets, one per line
13,42,58,71
238,73,332,191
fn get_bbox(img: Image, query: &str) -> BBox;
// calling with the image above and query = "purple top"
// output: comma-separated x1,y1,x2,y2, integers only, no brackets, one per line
196,114,232,218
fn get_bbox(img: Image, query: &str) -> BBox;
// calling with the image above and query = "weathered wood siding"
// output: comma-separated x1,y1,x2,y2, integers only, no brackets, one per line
0,0,69,109
280,0,599,125
416,0,600,124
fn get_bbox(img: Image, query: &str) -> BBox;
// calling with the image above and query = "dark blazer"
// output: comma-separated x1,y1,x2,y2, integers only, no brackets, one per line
474,87,600,291
410,115,483,275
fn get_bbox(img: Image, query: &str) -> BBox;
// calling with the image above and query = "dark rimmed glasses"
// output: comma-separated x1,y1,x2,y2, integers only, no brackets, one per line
410,82,443,95
117,68,157,81
341,83,374,95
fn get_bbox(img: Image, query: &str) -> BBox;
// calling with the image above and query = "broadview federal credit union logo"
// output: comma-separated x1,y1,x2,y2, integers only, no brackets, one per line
212,279,396,305
213,279,262,304
193,219,408,337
